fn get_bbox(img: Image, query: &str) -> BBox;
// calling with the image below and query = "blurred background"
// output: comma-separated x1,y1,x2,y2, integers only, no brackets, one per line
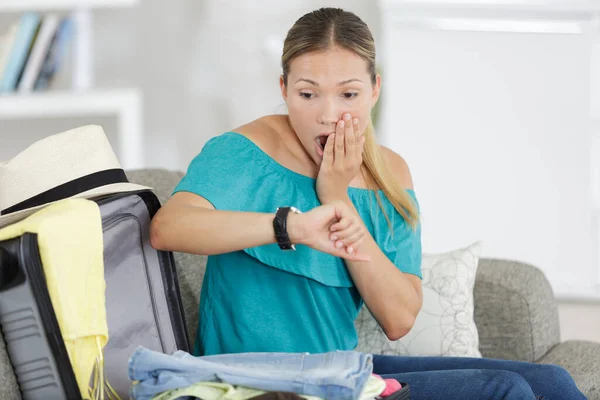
0,0,599,341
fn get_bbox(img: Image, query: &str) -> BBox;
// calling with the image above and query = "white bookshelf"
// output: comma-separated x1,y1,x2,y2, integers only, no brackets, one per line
0,0,140,12
0,89,143,169
0,0,144,169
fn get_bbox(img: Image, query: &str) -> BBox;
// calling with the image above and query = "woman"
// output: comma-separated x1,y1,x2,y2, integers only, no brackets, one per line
150,7,586,400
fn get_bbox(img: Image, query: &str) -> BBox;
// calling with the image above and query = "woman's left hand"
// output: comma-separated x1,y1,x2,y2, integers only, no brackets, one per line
316,113,366,204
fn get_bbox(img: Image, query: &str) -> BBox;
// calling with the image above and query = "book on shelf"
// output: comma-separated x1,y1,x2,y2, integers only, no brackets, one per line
0,21,19,81
18,13,61,92
0,12,74,95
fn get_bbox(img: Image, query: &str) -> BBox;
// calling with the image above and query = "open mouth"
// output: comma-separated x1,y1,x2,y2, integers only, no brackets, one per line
316,134,333,151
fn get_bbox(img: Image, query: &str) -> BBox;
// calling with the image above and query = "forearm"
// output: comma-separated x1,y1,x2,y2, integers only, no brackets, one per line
347,234,421,339
327,194,421,339
150,204,278,255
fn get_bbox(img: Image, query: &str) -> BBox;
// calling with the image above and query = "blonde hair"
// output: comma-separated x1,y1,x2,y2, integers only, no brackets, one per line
281,7,419,229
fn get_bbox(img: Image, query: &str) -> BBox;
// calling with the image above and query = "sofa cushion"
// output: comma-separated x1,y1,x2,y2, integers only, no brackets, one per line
537,340,600,399
173,251,206,349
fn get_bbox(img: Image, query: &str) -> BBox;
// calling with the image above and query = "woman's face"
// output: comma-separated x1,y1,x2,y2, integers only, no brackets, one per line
281,47,381,166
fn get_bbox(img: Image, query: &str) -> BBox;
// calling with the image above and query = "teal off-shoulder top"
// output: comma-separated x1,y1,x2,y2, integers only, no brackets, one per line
172,131,422,356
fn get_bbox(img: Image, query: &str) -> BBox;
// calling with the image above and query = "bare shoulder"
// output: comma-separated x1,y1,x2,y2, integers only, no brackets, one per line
380,145,414,190
231,115,286,154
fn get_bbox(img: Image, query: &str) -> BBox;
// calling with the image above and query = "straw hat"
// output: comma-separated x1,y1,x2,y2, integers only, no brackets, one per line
0,125,151,229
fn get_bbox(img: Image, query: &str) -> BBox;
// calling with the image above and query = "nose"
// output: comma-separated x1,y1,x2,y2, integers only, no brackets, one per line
317,99,339,127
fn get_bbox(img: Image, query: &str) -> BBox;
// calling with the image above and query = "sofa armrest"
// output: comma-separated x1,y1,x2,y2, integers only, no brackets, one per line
474,258,560,362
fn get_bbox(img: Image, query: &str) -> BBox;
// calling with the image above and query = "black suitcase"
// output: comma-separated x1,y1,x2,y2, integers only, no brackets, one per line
0,190,189,400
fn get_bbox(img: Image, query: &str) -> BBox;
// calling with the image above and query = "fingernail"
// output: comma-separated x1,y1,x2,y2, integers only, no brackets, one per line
347,247,354,253
353,118,359,125
340,120,345,128
336,241,343,249
331,235,338,241
344,114,351,121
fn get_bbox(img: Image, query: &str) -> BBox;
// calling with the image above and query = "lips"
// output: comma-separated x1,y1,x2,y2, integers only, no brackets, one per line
315,133,334,151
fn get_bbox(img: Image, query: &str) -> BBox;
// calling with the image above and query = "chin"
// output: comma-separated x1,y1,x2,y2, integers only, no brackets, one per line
310,155,322,167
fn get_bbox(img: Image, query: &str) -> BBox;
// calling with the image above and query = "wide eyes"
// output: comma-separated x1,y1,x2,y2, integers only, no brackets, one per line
298,92,359,100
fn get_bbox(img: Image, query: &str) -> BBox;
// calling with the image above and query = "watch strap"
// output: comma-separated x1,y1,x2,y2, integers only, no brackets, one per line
273,207,300,250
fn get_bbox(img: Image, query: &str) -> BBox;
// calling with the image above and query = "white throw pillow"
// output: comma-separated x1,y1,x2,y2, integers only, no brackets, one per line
355,241,483,357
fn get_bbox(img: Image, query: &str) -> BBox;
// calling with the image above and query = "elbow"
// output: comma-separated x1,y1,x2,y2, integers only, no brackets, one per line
380,277,423,341
383,312,417,341
149,210,169,251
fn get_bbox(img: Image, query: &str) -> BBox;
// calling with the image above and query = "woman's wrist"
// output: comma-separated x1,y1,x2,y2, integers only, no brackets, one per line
319,193,351,207
286,212,305,245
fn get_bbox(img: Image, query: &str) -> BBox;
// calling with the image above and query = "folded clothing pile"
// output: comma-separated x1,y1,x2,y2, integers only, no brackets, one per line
128,347,404,400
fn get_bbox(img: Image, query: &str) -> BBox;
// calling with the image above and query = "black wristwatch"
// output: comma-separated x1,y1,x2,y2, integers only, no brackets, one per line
273,206,302,250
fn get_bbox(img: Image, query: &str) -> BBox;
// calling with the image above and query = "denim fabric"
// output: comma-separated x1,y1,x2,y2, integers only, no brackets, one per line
128,347,373,400
372,354,588,400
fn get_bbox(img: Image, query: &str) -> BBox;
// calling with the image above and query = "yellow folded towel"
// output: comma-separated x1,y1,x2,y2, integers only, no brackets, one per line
0,198,109,399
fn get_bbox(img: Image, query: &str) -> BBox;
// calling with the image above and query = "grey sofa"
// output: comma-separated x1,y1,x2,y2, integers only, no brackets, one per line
0,168,598,399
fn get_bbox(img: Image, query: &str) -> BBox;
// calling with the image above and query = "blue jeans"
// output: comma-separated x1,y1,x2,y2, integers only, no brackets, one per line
373,354,587,400
128,346,372,400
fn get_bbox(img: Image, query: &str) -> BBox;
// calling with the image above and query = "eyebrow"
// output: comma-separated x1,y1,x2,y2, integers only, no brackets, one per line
294,78,363,86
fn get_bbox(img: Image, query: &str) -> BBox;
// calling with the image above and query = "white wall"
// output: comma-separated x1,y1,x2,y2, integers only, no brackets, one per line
558,302,600,342
378,22,600,300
